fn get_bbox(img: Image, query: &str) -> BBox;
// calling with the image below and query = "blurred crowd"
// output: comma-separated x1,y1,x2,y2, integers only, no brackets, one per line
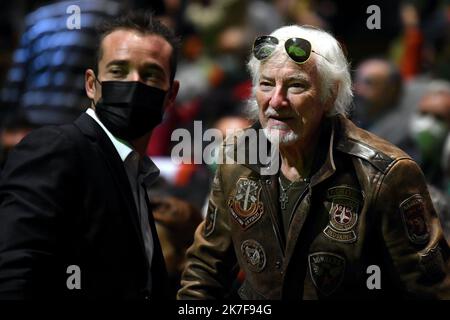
0,0,449,296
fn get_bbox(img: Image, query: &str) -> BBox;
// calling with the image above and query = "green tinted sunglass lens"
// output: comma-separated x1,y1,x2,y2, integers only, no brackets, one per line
287,45,306,57
285,38,311,63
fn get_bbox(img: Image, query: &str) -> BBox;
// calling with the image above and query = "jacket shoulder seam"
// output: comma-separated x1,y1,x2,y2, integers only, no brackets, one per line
336,137,410,174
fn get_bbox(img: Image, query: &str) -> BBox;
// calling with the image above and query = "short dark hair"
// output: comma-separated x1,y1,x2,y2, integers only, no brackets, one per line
95,11,180,83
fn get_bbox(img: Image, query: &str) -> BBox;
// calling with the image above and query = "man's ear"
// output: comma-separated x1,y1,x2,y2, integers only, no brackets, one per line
85,69,97,101
166,80,180,107
325,82,339,113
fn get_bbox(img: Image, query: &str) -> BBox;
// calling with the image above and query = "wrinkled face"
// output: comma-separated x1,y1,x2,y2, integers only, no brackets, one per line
255,56,330,146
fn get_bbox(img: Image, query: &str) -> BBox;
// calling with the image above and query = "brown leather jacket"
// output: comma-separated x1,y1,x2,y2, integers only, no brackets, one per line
177,115,450,300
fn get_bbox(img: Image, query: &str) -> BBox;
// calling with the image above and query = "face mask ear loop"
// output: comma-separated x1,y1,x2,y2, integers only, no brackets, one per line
94,74,102,86
92,74,102,108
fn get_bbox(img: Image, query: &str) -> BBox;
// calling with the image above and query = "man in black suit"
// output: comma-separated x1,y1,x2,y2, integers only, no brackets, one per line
0,11,180,299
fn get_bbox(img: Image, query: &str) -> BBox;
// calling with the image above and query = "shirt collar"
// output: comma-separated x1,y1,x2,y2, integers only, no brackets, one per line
86,107,133,162
86,108,160,186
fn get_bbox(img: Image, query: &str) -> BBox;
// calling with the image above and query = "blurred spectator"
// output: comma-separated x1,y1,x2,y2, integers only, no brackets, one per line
184,0,246,48
409,80,450,190
202,114,253,217
391,0,450,81
281,0,330,28
214,115,253,135
424,1,450,80
151,196,202,298
208,115,253,174
247,0,284,36
398,2,423,80
352,58,410,147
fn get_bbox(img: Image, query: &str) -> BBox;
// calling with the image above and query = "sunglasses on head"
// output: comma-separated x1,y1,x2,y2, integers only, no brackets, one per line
253,35,329,64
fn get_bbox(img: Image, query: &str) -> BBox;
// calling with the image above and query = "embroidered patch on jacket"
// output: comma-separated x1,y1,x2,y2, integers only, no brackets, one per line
228,178,264,229
241,239,266,273
308,252,346,296
204,201,217,237
323,226,357,243
322,186,362,243
419,245,445,282
399,194,430,245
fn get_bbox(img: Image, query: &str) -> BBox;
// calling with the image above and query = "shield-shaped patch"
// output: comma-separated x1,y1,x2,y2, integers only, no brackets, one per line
204,201,217,237
308,252,346,296
322,186,362,243
228,178,264,229
400,194,430,245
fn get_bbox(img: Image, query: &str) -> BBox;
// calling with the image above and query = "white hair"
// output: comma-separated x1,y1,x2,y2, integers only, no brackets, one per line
246,25,353,119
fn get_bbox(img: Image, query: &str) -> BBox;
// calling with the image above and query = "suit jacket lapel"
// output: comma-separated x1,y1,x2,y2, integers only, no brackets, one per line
74,113,146,253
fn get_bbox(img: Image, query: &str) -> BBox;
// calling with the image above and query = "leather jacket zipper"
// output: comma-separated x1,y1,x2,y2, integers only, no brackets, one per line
261,179,286,256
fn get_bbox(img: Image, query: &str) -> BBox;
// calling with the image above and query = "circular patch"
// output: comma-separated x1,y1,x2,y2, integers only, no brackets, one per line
329,202,358,231
241,239,266,273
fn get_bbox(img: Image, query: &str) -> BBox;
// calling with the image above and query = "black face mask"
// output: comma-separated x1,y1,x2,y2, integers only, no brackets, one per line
94,80,168,141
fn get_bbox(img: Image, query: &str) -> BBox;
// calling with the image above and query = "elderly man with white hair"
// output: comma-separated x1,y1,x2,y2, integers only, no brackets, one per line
177,25,450,299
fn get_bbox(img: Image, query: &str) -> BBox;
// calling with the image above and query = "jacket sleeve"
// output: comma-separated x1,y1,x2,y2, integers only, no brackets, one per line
0,126,78,299
177,163,238,299
375,158,450,299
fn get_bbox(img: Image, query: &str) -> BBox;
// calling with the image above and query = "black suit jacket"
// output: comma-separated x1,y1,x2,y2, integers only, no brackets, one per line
0,113,168,299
